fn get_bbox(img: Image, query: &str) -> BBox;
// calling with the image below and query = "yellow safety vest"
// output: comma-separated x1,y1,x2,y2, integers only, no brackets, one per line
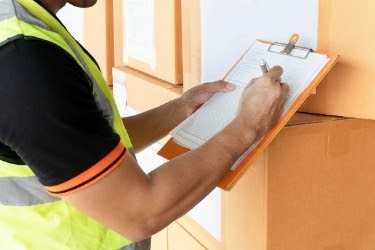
0,0,139,249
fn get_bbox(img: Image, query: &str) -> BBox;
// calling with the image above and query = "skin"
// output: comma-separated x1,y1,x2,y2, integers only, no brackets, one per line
40,0,289,242
40,0,97,13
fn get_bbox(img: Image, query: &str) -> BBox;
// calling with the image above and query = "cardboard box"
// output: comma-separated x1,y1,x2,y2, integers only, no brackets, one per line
300,1,375,120
113,0,182,84
168,222,206,250
113,66,183,113
220,113,375,250
180,0,201,92
166,113,375,249
84,1,113,83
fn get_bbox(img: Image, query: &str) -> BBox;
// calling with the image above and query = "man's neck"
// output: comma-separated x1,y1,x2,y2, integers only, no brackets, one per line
38,0,67,14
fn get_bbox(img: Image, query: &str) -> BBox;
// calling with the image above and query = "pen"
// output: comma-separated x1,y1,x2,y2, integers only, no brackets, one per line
259,59,270,74
260,59,282,83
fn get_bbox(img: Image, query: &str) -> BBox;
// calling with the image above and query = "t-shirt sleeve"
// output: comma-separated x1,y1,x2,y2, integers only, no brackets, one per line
0,39,127,196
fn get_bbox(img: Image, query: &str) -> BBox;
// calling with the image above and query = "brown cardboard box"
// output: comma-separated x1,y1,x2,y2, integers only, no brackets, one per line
180,0,201,92
84,1,113,83
300,1,375,120
168,222,206,250
164,113,375,249
113,66,183,113
113,0,182,85
221,113,375,250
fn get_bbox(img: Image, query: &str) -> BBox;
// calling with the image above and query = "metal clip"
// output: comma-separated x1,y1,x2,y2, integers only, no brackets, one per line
281,33,299,55
267,33,312,59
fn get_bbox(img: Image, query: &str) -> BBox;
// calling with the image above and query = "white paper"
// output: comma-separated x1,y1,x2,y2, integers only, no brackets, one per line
57,5,84,44
170,41,329,169
123,0,156,68
200,0,319,82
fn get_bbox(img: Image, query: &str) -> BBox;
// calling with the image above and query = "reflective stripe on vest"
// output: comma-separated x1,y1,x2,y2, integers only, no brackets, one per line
0,176,59,206
0,0,141,249
0,156,57,206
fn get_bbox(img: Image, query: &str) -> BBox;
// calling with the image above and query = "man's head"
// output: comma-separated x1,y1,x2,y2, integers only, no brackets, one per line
65,0,97,8
40,0,97,14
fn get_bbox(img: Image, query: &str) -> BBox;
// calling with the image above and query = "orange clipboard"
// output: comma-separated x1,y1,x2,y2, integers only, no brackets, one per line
158,34,339,191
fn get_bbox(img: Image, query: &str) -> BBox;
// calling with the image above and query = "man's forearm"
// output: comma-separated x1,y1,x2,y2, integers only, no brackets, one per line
65,117,257,242
123,98,188,152
143,117,257,235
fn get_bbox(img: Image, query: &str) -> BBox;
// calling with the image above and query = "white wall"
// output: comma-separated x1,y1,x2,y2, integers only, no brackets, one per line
57,4,85,45
201,0,319,82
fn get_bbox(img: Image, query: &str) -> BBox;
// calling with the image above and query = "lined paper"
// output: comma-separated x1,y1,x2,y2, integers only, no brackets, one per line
170,41,329,170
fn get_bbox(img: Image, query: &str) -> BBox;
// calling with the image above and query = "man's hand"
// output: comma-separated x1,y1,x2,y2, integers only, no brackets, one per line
123,80,235,152
179,80,236,117
235,66,289,142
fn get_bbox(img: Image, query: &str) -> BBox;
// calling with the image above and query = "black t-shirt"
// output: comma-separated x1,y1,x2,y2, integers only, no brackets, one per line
0,37,124,194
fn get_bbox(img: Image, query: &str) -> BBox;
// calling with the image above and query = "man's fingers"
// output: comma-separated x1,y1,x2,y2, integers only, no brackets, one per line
204,80,236,93
278,82,289,105
265,66,283,82
280,82,289,94
249,77,258,85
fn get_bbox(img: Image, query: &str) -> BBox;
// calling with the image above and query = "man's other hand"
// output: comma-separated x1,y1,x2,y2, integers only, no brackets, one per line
179,80,236,117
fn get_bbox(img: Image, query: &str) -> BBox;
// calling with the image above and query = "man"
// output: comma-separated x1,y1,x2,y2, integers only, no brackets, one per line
0,0,288,249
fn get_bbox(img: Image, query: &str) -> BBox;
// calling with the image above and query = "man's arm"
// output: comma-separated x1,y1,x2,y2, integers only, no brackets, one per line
65,67,288,242
65,118,256,241
123,81,235,152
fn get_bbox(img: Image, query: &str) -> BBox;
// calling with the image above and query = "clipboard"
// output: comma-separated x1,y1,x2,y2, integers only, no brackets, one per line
158,34,339,191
